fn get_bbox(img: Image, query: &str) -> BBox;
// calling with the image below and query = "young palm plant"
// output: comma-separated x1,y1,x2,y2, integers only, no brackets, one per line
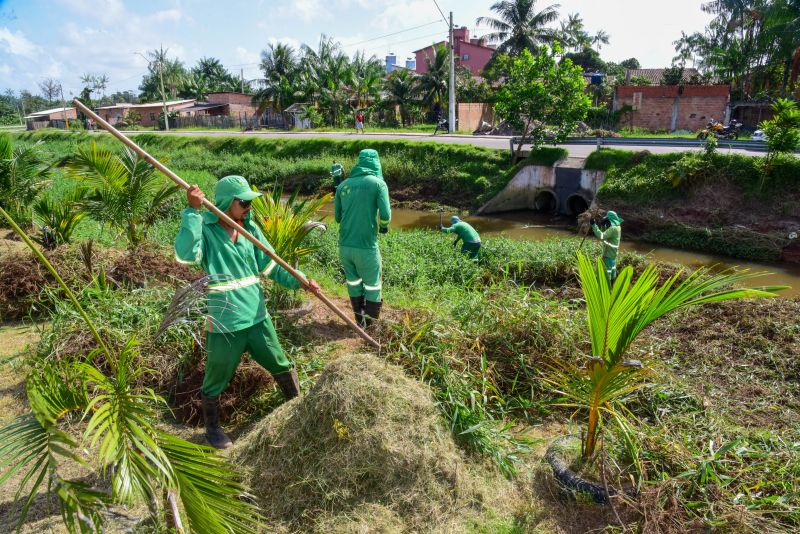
32,189,87,249
250,185,331,268
550,252,783,460
66,142,180,248
0,206,264,533
0,133,52,225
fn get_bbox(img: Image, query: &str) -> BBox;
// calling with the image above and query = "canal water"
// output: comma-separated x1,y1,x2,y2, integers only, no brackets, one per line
320,205,800,297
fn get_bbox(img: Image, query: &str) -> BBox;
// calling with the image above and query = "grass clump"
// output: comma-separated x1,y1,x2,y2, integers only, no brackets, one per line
525,147,568,166
232,353,504,533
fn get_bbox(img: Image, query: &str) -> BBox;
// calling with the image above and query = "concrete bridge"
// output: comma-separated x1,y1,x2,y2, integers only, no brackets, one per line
477,157,606,216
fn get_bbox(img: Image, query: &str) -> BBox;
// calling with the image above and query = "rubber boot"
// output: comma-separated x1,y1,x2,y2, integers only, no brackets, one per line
350,296,366,327
201,393,232,449
364,300,382,328
273,368,300,400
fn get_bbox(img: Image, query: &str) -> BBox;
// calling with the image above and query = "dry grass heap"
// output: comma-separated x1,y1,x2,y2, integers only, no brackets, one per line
233,353,499,533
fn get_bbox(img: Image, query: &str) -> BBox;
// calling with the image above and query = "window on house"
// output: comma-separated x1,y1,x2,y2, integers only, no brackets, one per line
149,113,156,120
462,53,470,61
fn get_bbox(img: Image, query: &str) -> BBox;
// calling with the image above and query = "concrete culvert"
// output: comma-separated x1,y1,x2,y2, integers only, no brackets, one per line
534,190,558,213
232,353,505,533
567,194,589,216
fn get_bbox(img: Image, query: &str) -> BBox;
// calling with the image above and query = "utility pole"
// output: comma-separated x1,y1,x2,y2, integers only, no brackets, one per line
241,68,244,93
59,84,69,129
157,49,169,131
448,11,456,134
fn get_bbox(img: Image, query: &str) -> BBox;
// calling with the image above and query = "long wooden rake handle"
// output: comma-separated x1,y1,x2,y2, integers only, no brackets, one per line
73,99,380,349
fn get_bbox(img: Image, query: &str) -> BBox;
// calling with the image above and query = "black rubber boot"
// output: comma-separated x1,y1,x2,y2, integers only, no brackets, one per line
201,394,232,449
350,296,366,327
273,368,300,400
364,300,382,328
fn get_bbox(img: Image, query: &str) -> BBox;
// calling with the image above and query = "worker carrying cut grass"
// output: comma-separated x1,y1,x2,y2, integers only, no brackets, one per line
175,175,321,449
591,210,623,283
441,215,481,260
335,149,391,327
330,160,344,187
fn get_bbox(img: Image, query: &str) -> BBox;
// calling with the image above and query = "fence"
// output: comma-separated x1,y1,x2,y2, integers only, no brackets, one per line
169,111,287,130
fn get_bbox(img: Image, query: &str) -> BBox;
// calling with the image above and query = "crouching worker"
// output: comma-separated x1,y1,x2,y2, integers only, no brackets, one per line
335,149,391,328
441,215,481,260
590,210,623,283
175,175,321,449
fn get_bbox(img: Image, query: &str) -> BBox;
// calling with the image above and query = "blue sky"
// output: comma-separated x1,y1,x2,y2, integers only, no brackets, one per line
0,0,713,98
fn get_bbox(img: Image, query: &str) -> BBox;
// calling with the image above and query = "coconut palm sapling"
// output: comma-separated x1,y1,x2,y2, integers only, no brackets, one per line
551,253,783,460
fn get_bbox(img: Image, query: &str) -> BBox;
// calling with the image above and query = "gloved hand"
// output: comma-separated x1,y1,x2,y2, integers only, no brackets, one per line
379,226,388,234
590,218,597,227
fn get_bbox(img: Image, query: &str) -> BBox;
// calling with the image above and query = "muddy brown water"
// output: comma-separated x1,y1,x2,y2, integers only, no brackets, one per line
319,205,800,298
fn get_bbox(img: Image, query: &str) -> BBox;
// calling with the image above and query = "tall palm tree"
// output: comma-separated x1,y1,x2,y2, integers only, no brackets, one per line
253,43,299,114
418,44,449,108
476,0,561,56
382,69,420,126
591,30,610,51
146,47,186,99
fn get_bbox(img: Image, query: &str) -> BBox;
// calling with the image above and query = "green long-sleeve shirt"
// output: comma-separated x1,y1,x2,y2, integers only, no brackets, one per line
330,163,344,187
592,224,621,261
441,221,480,243
175,208,303,334
334,150,391,249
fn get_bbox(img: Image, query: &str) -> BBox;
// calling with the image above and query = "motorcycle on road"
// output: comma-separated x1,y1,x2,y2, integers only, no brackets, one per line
697,119,742,140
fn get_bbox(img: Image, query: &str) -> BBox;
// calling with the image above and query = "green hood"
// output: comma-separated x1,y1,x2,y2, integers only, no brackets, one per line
203,175,261,224
606,210,623,226
346,149,383,181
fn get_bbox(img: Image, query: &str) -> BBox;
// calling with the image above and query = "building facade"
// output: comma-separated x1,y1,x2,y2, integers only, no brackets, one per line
414,27,495,76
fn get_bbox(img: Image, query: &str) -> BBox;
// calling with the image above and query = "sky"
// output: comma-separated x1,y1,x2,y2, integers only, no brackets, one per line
0,0,715,99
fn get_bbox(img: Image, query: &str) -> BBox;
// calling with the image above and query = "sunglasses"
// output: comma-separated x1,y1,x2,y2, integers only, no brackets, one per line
236,198,252,208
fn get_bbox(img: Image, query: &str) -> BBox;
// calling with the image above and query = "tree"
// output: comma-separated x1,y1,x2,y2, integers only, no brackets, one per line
495,43,590,161
476,0,561,57
38,78,61,104
418,44,449,109
620,58,641,70
591,29,610,50
145,47,186,99
760,98,800,157
562,47,605,72
66,142,181,248
558,12,591,52
382,69,420,126
628,75,652,86
457,67,495,103
661,65,685,85
253,42,299,114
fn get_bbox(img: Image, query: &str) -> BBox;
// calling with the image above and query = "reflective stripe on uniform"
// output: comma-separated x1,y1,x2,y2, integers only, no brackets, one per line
346,278,363,286
261,260,277,276
208,275,261,293
363,282,382,291
602,240,619,249
174,247,202,266
379,219,390,225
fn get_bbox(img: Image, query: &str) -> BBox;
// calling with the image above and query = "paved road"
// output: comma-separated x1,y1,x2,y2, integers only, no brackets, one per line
128,129,769,158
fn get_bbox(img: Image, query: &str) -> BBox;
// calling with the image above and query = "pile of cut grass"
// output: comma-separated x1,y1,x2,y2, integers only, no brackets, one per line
232,353,510,533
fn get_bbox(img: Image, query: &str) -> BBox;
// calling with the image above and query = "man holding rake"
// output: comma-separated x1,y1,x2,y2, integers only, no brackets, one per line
175,175,320,449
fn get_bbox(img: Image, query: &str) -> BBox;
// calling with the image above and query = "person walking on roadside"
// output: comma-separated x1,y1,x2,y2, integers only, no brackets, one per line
335,149,391,327
175,175,321,449
356,111,365,134
330,160,345,187
441,215,481,260
590,210,623,283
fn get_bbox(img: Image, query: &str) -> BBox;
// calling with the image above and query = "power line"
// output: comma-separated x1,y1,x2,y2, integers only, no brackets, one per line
431,0,449,26
343,20,442,47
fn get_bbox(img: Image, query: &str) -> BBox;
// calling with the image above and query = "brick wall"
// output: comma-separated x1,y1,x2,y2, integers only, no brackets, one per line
615,85,729,131
208,92,258,116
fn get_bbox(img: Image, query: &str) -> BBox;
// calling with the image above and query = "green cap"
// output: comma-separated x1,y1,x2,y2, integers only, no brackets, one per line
214,175,261,210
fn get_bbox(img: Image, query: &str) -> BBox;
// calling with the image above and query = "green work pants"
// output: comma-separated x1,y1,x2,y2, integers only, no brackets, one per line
202,317,292,397
603,256,617,283
460,241,481,260
340,245,382,302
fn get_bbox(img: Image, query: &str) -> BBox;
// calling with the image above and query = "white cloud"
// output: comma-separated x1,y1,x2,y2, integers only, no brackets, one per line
150,9,184,24
273,0,328,23
0,63,11,76
235,47,260,65
59,0,126,25
0,27,41,57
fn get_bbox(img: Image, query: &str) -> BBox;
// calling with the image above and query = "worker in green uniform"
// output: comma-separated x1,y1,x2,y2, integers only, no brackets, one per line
591,210,623,283
334,149,391,327
330,160,345,187
175,175,321,449
441,215,481,260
